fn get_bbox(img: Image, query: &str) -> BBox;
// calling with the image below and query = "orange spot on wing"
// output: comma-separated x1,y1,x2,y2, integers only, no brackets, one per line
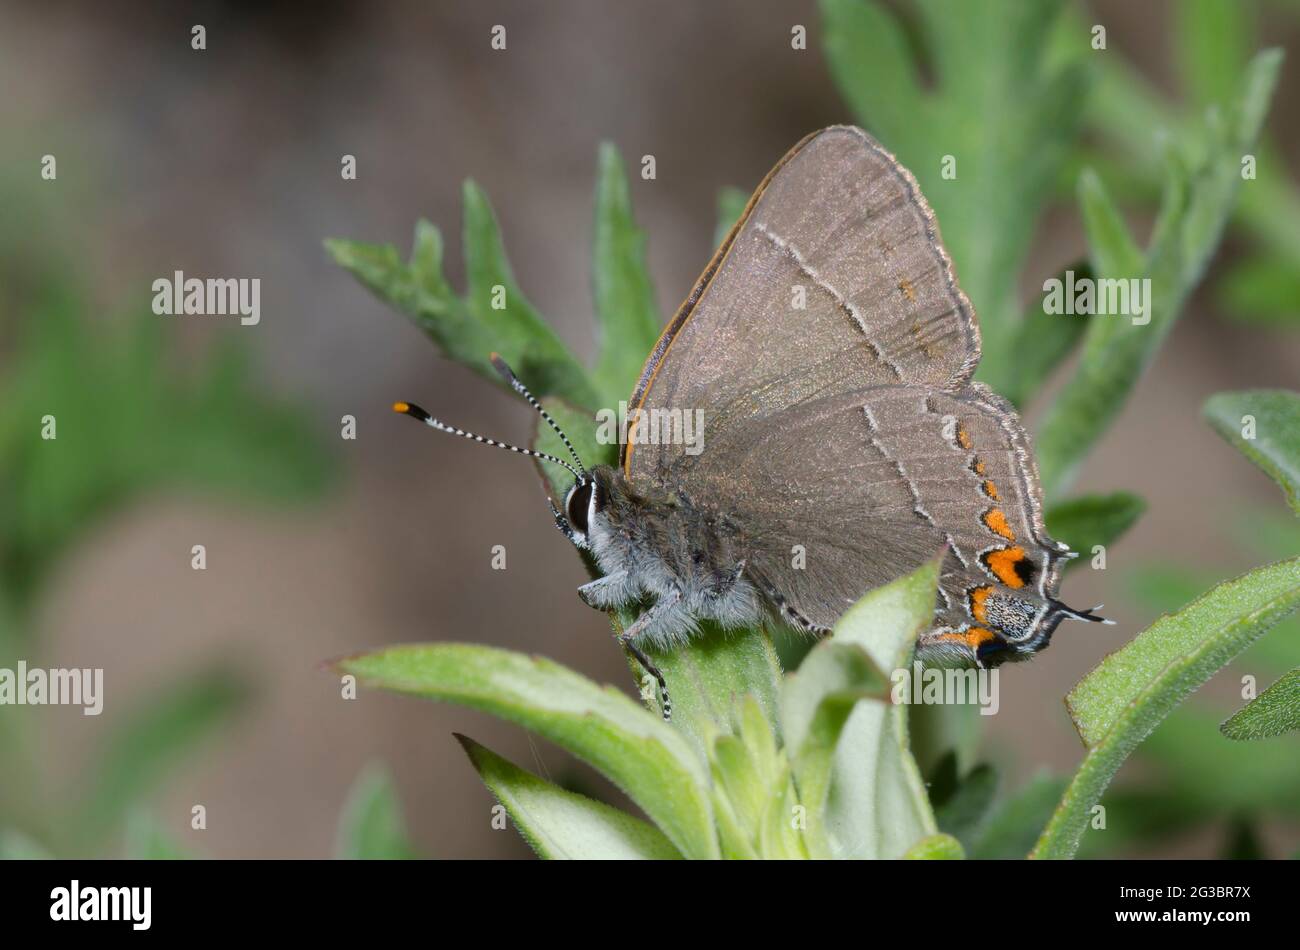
982,508,1016,541
968,586,993,624
972,458,986,475
983,480,999,499
985,546,1030,589
956,424,973,450
966,626,998,648
899,279,916,302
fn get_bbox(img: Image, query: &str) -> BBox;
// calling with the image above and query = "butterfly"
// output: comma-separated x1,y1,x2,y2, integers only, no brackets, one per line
396,126,1107,719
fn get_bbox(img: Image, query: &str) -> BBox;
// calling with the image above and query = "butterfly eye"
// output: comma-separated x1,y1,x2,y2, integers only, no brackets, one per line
566,481,594,534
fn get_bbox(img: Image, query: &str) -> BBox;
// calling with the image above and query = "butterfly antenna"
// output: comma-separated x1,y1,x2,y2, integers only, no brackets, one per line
489,353,588,477
392,401,585,482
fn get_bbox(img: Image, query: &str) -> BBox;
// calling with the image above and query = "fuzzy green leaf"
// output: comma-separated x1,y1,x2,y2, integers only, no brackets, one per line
326,200,598,410
334,763,417,860
781,640,890,851
817,559,941,858
821,0,1089,394
999,263,1093,408
1035,50,1282,495
592,144,663,407
1221,668,1300,741
1032,556,1300,858
457,735,681,859
336,643,718,859
1204,389,1300,516
1046,492,1146,572
968,773,1067,860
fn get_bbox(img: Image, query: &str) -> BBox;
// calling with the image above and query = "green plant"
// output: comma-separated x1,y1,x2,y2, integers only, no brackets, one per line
0,268,338,858
327,1,1294,858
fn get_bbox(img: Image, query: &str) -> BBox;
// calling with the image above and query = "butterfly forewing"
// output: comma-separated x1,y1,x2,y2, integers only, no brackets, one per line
624,125,979,488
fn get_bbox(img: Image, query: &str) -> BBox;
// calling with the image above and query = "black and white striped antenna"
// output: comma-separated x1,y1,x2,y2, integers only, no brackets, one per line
392,353,588,482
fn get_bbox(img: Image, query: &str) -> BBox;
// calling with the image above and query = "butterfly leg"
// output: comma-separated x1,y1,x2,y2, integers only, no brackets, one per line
577,571,632,610
619,636,671,722
618,589,683,722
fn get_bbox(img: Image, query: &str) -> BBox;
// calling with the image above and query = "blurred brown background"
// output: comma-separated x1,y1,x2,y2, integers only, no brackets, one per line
3,0,1298,858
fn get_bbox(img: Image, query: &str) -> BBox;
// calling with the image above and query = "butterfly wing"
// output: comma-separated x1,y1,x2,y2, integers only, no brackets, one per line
688,385,1071,660
623,125,980,489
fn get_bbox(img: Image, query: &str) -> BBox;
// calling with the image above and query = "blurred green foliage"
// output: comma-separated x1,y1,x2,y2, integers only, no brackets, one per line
0,202,338,855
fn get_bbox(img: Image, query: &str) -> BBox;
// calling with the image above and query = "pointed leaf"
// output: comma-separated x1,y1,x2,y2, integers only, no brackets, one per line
1204,390,1300,515
1032,556,1300,858
1221,668,1300,741
592,144,662,406
458,735,681,859
817,559,942,858
334,763,417,859
336,643,718,858
1035,50,1282,495
1046,492,1146,572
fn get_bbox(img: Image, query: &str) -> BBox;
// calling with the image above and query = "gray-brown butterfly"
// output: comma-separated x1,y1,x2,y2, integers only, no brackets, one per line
396,126,1108,720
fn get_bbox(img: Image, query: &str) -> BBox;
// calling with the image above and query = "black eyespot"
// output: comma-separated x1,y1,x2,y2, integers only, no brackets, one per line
567,481,594,534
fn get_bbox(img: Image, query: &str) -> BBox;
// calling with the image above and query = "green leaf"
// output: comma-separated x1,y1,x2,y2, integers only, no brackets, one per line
1136,707,1300,816
1000,262,1093,408
903,833,964,859
457,735,681,859
0,304,335,617
816,559,941,858
968,773,1067,860
1032,555,1300,858
1076,169,1144,276
1174,0,1254,111
782,639,891,848
1217,254,1300,326
1034,50,1282,495
75,668,250,847
929,756,998,848
336,643,718,859
1046,492,1146,571
334,763,417,859
1221,668,1300,741
647,624,786,763
821,0,1089,393
591,144,663,407
326,201,598,411
1204,389,1300,515
707,696,809,859
123,811,192,860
